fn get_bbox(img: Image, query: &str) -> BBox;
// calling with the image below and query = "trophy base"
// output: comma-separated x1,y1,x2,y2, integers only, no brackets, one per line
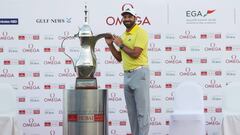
75,78,97,89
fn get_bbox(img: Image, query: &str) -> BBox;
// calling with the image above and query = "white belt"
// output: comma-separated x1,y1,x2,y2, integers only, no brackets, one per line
124,66,144,73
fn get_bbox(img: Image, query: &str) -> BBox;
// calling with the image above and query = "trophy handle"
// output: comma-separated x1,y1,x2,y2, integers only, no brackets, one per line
60,35,78,72
93,33,112,48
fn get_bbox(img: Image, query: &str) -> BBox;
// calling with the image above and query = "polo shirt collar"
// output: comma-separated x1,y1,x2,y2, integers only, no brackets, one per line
125,24,139,35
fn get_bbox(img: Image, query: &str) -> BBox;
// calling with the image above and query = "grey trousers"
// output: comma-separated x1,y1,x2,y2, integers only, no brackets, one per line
124,67,150,135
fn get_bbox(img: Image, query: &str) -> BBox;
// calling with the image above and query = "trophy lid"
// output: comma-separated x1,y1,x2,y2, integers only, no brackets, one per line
79,24,93,37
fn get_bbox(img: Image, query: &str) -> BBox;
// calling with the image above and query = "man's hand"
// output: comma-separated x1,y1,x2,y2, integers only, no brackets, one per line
105,34,114,46
112,35,123,47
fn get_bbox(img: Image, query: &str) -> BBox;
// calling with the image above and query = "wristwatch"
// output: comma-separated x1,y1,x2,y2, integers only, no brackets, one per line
119,44,124,49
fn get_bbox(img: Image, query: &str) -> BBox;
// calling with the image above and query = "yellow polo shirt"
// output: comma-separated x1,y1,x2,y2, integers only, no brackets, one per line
121,25,149,71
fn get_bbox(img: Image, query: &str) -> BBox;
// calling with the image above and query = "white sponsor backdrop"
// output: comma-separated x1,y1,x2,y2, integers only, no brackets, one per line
1,0,240,135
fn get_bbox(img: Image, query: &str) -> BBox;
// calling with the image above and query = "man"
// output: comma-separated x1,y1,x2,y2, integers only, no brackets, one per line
105,6,150,135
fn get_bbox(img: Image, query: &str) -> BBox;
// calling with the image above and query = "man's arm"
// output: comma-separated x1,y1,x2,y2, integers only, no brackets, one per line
105,36,122,62
119,44,143,59
108,43,122,62
112,35,143,59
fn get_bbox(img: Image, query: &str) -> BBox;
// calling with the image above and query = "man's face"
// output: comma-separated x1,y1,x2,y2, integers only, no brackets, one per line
122,13,136,29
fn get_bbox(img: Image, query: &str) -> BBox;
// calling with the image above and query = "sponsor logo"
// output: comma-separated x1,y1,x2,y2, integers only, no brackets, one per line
50,130,56,135
110,129,117,135
149,33,161,39
152,95,161,101
44,121,62,127
211,58,222,64
18,34,40,40
186,10,216,24
36,18,72,24
179,67,197,76
58,68,76,77
22,44,40,53
205,107,222,113
19,109,40,115
179,30,196,39
200,70,222,76
0,32,14,40
94,72,101,77
29,59,41,65
186,10,215,17
200,33,221,39
225,33,236,39
149,80,161,88
212,95,222,101
44,34,54,40
150,71,161,76
44,83,65,90
225,70,237,76
204,80,222,88
44,47,65,52
190,46,201,51
29,97,40,103
45,109,55,115
165,55,182,64
119,106,127,114
0,69,14,78
108,92,122,102
225,55,240,63
108,108,117,114
165,33,175,39
150,117,161,126
105,84,112,89
166,82,179,89
44,93,61,102
204,43,221,51
106,3,151,26
155,108,162,113
104,56,119,64
22,81,40,90
44,56,61,65
108,120,127,126
18,71,40,77
165,71,176,76
0,18,18,25
105,71,115,77
18,97,26,102
22,118,40,127
151,58,161,64
8,47,18,53
165,46,186,52
165,83,172,88
186,58,207,64
148,43,161,52
58,31,75,40
3,59,25,65
204,95,208,100
165,92,174,101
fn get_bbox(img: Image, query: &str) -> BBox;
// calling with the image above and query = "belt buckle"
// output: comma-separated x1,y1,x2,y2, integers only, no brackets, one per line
125,69,133,73
125,66,143,73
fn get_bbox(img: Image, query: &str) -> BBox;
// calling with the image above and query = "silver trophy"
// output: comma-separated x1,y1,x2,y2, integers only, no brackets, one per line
62,4,111,89
62,4,109,135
